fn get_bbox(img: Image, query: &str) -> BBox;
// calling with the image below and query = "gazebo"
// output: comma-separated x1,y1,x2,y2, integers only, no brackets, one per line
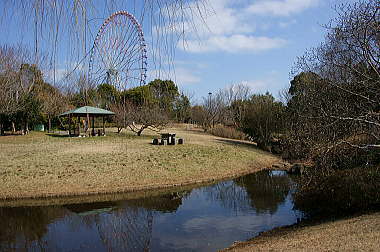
59,106,115,136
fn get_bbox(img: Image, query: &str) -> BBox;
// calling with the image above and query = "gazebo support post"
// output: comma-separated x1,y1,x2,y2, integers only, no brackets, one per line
69,114,71,136
92,116,95,136
102,116,105,136
59,106,115,136
77,116,80,136
86,113,90,133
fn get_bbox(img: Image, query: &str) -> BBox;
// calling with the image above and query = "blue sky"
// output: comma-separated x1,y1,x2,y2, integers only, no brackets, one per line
0,0,357,102
167,0,357,102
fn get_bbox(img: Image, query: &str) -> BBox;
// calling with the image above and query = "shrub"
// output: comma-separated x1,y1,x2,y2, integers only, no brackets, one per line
209,126,247,140
293,166,380,217
240,93,285,149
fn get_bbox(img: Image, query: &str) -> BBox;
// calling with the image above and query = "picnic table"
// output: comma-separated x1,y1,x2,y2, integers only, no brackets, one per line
152,133,183,145
160,133,176,145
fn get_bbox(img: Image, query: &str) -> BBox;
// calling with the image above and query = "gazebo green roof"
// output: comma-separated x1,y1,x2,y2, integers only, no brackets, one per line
59,106,115,117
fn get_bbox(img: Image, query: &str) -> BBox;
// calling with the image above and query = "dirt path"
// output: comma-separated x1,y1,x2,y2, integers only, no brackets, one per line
224,212,380,251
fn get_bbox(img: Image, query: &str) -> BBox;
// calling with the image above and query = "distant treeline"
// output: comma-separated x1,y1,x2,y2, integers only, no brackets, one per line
0,64,192,135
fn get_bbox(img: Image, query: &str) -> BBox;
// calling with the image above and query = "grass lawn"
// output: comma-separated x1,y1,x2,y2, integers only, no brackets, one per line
224,212,380,251
0,125,281,200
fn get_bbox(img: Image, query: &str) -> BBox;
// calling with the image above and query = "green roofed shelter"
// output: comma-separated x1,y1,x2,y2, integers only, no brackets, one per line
59,106,115,136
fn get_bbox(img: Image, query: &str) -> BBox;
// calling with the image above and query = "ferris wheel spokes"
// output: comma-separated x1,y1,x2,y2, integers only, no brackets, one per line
89,11,147,90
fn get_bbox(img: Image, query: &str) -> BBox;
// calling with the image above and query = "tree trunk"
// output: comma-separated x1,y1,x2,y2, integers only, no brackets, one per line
137,128,144,136
137,125,148,136
0,123,4,136
11,121,16,134
48,116,52,133
24,121,29,135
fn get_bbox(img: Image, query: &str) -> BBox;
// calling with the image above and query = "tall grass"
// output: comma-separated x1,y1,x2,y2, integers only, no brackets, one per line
209,126,247,140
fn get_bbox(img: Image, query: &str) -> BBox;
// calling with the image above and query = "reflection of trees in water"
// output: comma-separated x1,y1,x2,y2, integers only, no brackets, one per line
92,206,154,251
203,171,291,214
202,181,252,212
64,201,119,215
0,206,66,250
92,192,190,251
0,191,189,250
235,171,291,214
126,191,190,213
63,192,189,251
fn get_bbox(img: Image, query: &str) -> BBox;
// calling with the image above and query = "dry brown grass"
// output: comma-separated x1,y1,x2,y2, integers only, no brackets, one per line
0,124,280,200
224,212,380,252
208,125,247,140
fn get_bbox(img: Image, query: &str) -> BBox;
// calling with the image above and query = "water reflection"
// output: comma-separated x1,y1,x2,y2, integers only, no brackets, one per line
126,191,191,213
202,170,291,214
0,170,302,251
235,170,291,214
0,206,66,250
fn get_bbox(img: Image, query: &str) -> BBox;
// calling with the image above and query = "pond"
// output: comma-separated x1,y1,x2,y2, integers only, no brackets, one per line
0,170,304,251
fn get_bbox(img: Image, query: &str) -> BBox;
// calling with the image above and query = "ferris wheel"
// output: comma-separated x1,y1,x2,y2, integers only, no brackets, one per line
89,11,148,90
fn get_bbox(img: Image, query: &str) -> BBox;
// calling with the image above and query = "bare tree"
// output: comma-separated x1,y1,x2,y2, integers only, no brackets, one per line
111,102,128,134
222,83,252,128
223,83,251,105
190,105,208,128
0,45,32,134
128,105,169,136
111,102,169,136
288,0,380,167
35,83,68,132
202,91,225,129
198,83,252,130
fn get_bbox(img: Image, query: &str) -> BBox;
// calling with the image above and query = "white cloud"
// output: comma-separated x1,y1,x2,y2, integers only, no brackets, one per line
174,67,201,85
238,71,281,94
147,66,201,86
242,79,270,90
160,0,309,54
279,19,297,28
171,0,293,54
191,0,253,37
247,0,319,16
153,0,252,39
182,35,287,53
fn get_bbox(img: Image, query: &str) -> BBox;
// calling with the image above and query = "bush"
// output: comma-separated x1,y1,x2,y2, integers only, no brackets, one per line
209,126,247,140
240,93,285,148
314,144,380,171
293,166,380,217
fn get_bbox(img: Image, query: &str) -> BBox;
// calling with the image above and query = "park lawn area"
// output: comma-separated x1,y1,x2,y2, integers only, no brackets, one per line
0,125,281,199
224,212,380,251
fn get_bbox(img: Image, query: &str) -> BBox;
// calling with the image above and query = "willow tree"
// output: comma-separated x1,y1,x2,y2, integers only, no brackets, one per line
0,0,210,85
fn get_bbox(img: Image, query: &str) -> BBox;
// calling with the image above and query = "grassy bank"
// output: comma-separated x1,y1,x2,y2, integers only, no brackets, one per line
224,212,380,251
0,125,280,200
